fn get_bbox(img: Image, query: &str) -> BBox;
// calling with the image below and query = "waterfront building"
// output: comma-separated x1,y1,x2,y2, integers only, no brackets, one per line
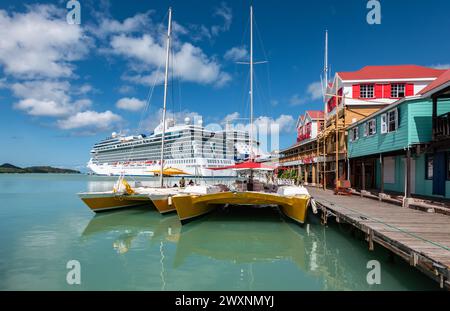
280,65,446,188
279,111,324,185
347,69,450,201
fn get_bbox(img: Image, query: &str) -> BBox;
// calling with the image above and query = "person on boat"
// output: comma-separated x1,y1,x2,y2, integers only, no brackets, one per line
188,179,194,186
173,183,178,187
179,177,186,188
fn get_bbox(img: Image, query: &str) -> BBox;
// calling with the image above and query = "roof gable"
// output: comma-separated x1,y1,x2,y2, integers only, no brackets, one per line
338,65,445,81
419,69,450,96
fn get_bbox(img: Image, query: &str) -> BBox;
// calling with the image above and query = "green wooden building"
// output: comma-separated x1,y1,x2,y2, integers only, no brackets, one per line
347,92,450,200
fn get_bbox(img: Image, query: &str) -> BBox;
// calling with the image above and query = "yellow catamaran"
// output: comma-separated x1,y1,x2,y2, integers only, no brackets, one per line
171,5,311,225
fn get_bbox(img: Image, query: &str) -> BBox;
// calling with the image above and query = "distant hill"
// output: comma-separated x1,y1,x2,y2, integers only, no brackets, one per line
0,163,80,174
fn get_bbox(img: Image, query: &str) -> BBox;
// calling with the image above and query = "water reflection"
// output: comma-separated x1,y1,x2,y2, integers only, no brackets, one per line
80,206,437,290
81,207,181,254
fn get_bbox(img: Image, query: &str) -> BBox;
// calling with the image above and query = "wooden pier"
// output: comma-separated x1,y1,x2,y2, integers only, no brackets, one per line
307,187,450,289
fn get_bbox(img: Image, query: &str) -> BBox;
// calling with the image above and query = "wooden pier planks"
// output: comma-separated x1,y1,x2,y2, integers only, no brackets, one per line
307,187,450,289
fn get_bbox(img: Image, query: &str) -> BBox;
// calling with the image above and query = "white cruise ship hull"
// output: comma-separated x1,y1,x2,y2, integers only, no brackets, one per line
88,160,236,178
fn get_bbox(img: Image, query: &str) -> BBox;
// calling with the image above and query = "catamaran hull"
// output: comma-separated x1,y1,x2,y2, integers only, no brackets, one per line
172,191,310,225
150,193,177,214
172,195,219,223
78,192,154,212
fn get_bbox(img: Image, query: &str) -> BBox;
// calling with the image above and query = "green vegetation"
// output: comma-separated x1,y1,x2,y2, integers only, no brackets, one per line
0,163,80,174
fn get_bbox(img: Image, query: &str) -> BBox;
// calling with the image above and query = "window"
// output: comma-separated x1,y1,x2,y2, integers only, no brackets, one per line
426,155,433,180
362,120,376,136
388,109,398,132
350,127,359,142
381,109,399,134
360,84,374,98
391,84,406,98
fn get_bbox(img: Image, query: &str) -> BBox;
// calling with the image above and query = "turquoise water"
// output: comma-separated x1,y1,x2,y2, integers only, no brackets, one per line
0,174,439,290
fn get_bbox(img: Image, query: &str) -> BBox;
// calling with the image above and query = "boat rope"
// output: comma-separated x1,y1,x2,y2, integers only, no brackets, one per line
315,196,450,253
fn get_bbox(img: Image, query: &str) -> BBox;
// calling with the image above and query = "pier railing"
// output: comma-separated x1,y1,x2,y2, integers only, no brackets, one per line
434,112,450,140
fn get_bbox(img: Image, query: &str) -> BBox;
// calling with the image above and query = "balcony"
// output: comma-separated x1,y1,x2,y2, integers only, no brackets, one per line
434,112,450,140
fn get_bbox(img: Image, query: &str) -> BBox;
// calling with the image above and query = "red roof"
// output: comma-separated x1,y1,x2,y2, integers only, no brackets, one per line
306,110,324,119
338,65,445,81
419,69,450,96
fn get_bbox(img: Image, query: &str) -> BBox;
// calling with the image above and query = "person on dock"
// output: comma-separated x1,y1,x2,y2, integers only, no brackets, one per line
179,177,186,188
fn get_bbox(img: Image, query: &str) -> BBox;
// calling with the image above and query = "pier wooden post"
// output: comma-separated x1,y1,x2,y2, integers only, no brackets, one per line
380,155,384,200
406,149,411,199
304,166,308,185
432,96,437,140
361,161,366,197
312,164,316,186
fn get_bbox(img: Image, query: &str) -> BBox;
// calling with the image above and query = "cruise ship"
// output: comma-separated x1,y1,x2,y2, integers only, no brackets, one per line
88,117,262,177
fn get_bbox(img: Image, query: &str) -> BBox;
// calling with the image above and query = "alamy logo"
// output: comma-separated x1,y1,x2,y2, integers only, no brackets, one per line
366,260,381,285
66,0,81,25
366,0,381,25
66,260,81,285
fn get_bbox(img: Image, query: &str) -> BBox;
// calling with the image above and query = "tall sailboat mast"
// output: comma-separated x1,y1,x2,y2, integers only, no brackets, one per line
322,30,328,190
160,7,172,187
249,5,254,162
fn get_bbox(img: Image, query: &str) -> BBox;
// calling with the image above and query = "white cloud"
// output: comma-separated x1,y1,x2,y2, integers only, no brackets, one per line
111,35,231,86
14,99,71,117
0,4,89,78
307,81,324,100
118,85,136,94
223,112,241,123
88,11,152,38
224,46,248,62
430,64,450,70
116,97,146,111
289,81,323,106
254,115,295,134
221,111,295,134
289,94,304,106
143,109,203,132
188,2,233,41
57,110,122,130
11,80,91,117
212,2,233,34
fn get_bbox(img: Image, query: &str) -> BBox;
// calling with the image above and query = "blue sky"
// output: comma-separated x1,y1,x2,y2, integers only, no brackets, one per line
0,0,449,170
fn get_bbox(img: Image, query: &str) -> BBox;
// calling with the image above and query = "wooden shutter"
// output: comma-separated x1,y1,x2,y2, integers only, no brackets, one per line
405,84,414,96
375,84,383,98
381,114,387,133
394,108,399,130
352,84,360,98
384,84,392,98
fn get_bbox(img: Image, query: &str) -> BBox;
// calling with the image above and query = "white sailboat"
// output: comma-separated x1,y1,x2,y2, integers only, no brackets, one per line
171,5,312,224
79,7,180,213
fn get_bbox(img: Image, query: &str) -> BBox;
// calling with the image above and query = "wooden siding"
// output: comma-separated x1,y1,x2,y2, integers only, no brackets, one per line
348,103,409,158
408,100,450,144
375,155,405,193
344,106,385,126
347,99,450,159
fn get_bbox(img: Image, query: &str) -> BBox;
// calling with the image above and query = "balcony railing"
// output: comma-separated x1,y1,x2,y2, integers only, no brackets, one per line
434,112,450,140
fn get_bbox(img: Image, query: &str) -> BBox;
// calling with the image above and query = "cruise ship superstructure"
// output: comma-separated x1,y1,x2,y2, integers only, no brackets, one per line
88,117,262,177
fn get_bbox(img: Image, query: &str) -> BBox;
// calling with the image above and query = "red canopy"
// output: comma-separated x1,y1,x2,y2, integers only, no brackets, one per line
208,160,276,171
